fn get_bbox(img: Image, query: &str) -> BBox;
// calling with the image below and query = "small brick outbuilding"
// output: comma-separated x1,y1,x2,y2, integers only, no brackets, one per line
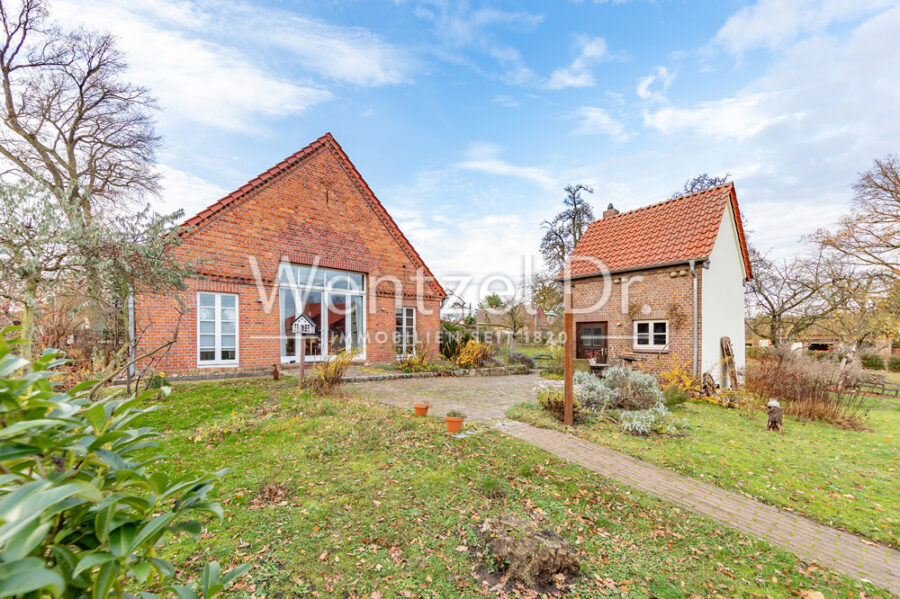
564,183,752,387
134,133,445,377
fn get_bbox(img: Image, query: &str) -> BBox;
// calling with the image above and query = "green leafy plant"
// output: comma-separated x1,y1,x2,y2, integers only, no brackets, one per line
889,357,900,372
534,381,581,421
446,409,467,419
0,334,248,598
662,383,690,407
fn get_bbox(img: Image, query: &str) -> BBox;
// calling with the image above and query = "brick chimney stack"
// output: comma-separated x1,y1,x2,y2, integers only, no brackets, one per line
603,203,620,218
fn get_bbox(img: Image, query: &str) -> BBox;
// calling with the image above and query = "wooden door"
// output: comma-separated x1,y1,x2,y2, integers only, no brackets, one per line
576,322,608,362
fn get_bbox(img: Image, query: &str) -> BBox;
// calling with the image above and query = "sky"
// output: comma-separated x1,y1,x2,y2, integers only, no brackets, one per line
50,0,900,304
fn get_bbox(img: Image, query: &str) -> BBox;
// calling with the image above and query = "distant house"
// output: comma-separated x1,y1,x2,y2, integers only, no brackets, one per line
563,183,752,387
134,133,445,376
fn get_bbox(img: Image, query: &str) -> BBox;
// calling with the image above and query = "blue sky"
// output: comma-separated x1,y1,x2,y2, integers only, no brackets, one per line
52,0,900,302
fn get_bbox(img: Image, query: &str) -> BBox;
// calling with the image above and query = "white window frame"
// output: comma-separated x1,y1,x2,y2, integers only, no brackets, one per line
633,319,668,351
395,307,416,358
278,264,366,363
197,292,239,367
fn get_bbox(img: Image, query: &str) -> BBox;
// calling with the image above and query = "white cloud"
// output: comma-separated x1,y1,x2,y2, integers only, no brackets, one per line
406,1,542,84
546,36,610,89
155,165,228,218
51,0,412,131
492,95,520,107
715,0,894,54
456,143,557,190
643,92,794,140
571,107,629,141
636,66,674,100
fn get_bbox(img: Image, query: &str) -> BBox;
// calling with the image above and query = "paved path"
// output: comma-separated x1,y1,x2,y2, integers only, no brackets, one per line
349,374,900,594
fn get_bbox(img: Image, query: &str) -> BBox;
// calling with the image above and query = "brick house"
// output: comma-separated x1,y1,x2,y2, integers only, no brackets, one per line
134,133,445,376
563,183,752,387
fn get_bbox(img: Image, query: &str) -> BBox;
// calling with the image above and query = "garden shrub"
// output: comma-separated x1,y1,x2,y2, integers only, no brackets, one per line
745,346,868,428
890,357,900,372
440,322,472,360
535,380,581,421
455,340,494,369
861,353,885,370
507,350,535,368
601,366,664,410
620,402,689,436
0,336,247,598
542,342,564,375
662,383,690,407
304,350,356,394
574,371,614,414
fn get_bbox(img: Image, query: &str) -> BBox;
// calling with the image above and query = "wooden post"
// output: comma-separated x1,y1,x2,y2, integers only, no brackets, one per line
563,285,574,426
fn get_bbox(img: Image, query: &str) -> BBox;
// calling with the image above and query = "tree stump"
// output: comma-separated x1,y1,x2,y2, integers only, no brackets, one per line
766,398,783,433
481,515,579,587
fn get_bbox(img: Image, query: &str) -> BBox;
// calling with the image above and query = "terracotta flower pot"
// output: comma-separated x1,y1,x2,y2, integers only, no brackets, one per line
445,416,464,433
414,404,429,416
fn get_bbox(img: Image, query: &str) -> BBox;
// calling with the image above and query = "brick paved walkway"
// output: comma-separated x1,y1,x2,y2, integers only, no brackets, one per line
349,375,900,594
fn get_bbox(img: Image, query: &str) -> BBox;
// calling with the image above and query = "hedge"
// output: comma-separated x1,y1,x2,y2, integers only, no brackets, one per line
861,354,885,370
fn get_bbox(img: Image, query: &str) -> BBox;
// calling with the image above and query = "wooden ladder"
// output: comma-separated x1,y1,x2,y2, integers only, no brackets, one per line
721,336,739,390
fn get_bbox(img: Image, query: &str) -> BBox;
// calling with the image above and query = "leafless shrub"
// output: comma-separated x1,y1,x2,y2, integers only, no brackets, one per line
745,346,869,429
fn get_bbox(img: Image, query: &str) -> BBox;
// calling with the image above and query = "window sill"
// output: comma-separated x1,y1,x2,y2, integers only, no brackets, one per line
197,362,239,368
631,348,669,354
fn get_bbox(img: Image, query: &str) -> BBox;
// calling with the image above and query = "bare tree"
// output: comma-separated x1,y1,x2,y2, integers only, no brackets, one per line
0,0,159,221
504,299,529,350
744,248,838,345
819,267,896,364
540,184,594,272
671,173,730,198
528,269,563,314
812,155,900,276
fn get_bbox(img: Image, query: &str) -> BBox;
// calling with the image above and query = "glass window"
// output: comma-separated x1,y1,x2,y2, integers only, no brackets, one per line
197,292,238,365
395,307,415,357
634,320,667,350
279,264,364,361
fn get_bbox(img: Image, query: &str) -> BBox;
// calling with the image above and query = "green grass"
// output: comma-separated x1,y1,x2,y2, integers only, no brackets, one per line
132,377,893,598
507,397,900,548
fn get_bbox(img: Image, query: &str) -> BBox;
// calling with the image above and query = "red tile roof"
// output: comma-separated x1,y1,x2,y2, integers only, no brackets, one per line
180,132,446,298
565,182,752,279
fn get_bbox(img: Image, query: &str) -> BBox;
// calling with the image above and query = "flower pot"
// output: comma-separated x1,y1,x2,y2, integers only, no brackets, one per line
414,404,429,416
445,416,464,433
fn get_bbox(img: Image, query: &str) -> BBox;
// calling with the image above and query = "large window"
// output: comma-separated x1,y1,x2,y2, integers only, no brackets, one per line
634,320,668,351
395,307,415,357
197,292,238,366
279,264,365,362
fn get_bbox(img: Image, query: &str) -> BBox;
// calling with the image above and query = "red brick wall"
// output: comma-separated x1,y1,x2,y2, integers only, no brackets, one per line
570,265,702,376
134,142,443,375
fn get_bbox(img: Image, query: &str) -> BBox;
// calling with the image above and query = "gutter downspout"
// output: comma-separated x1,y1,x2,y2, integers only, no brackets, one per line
689,260,698,377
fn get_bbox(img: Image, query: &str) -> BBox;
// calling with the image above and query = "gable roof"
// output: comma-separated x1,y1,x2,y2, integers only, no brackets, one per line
565,182,752,280
180,133,445,298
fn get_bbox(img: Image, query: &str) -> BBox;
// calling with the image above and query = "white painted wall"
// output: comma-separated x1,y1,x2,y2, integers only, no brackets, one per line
700,201,748,387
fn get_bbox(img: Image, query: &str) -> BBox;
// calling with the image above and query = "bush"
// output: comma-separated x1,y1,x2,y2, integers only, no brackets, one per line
304,350,356,394
0,336,247,598
890,357,900,372
455,340,494,369
542,342,564,375
507,350,535,368
535,380,581,421
861,354,885,370
446,409,467,418
574,371,614,414
745,346,868,428
662,383,690,407
440,322,472,360
601,366,664,411
620,403,688,436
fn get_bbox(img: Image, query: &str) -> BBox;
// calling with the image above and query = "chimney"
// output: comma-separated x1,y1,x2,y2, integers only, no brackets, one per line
603,203,619,218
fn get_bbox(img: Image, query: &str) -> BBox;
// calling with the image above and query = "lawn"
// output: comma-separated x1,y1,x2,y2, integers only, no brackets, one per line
134,377,891,598
507,396,899,548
